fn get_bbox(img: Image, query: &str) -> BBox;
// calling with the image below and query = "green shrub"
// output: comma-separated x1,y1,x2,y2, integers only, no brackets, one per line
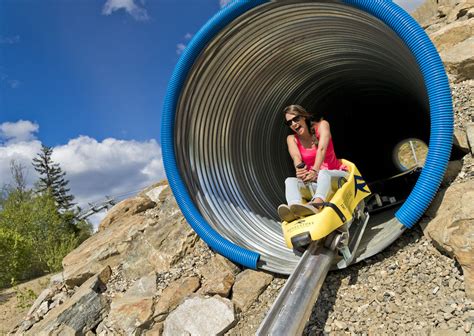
42,234,78,272
0,190,91,287
0,228,33,288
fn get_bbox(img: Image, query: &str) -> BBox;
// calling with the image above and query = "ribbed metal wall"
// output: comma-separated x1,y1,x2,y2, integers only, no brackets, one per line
173,1,430,273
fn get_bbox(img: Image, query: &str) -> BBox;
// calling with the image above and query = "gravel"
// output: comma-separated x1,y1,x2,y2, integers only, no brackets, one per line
224,225,472,336
302,225,472,335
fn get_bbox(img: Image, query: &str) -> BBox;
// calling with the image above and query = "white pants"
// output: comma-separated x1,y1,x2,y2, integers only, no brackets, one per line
285,169,349,205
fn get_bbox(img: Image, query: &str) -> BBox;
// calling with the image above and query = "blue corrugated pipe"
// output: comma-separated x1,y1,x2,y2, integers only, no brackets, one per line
161,0,453,269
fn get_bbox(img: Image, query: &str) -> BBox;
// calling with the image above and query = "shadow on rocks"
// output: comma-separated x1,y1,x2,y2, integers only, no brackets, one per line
0,291,15,304
303,224,425,335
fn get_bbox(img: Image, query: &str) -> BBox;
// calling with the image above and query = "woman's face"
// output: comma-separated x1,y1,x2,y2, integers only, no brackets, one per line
285,113,307,136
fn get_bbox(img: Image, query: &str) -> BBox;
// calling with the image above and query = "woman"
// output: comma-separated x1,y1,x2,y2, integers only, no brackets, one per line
278,105,348,222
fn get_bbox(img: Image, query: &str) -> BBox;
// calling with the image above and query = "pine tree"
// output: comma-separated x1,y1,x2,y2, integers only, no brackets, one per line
32,145,75,211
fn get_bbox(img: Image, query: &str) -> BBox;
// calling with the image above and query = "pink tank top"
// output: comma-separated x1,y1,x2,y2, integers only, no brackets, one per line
295,124,346,171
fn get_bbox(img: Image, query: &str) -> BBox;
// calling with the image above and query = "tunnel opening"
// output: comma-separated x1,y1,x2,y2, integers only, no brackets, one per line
173,1,438,273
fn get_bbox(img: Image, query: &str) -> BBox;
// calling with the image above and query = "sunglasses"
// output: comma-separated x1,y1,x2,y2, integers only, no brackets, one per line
285,115,303,126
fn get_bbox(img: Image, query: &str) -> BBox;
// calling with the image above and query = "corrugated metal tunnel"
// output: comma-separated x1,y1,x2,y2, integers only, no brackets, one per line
163,1,452,274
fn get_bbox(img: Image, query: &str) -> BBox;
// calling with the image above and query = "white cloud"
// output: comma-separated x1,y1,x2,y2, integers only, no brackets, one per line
176,33,193,55
8,80,21,89
52,136,164,208
0,35,20,44
102,0,149,21
0,121,165,229
0,72,21,90
219,0,233,8
0,139,42,189
176,43,186,55
0,120,39,144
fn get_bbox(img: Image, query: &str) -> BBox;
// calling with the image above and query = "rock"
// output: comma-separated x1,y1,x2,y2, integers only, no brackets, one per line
26,287,54,318
422,181,474,299
51,292,68,306
120,202,198,280
63,194,195,286
454,129,470,152
154,276,200,322
440,37,474,82
106,273,157,334
443,160,462,185
334,320,348,330
468,7,474,19
465,321,472,333
49,272,64,286
16,318,35,334
199,254,240,297
144,322,163,335
140,182,172,204
163,295,235,336
431,330,466,336
35,301,49,319
25,266,111,335
412,0,459,27
430,19,474,52
99,195,156,231
62,215,147,287
231,270,273,312
467,123,474,154
437,5,451,18
446,2,474,22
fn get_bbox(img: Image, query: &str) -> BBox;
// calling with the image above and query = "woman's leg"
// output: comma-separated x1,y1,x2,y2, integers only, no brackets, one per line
311,170,349,203
285,177,312,205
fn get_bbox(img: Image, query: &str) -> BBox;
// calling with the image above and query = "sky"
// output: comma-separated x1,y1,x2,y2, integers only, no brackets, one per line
0,0,423,226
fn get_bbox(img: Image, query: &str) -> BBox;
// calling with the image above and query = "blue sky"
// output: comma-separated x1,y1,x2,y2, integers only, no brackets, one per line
0,0,423,225
1,0,223,145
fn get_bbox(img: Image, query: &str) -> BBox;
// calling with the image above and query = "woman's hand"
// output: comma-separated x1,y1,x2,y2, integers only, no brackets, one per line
296,165,307,179
303,169,318,182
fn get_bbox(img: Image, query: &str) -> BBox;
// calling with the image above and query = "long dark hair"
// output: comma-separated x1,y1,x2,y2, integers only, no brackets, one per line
283,105,318,145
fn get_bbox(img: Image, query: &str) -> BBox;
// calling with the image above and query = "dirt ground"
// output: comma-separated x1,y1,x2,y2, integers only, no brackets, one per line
0,274,52,335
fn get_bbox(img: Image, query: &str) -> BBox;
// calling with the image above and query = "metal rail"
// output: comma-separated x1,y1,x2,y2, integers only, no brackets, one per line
257,242,336,336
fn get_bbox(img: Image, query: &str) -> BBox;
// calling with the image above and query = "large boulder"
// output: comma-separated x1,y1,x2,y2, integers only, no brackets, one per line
62,214,149,287
62,185,197,287
163,295,235,336
24,267,111,335
412,0,460,26
138,180,172,203
467,123,474,154
422,181,474,299
99,196,156,231
440,36,474,82
106,274,157,334
429,19,474,52
446,1,474,22
154,276,200,322
198,254,240,297
119,198,198,280
231,270,273,312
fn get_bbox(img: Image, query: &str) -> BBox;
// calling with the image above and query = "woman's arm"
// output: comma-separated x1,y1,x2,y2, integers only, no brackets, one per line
287,135,307,179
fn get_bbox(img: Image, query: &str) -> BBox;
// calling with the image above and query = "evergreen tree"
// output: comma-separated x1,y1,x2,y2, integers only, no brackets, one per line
32,145,75,211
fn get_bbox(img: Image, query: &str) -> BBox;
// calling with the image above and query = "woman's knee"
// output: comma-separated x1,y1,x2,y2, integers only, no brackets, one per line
317,170,331,181
285,177,298,185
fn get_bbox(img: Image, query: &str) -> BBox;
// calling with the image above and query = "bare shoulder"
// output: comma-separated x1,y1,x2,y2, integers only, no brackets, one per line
319,119,330,129
287,134,296,142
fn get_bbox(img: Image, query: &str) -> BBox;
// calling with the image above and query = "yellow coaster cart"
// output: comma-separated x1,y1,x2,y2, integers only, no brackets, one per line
281,159,372,268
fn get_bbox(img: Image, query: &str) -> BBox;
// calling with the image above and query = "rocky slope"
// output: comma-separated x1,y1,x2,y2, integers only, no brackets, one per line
5,1,474,335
